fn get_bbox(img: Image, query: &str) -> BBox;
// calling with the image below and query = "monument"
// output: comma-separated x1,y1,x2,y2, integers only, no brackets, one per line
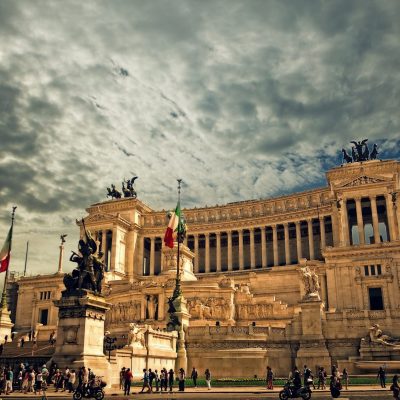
51,221,111,381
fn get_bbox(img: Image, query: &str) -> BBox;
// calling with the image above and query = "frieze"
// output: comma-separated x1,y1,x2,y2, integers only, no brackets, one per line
59,309,105,320
106,301,142,324
187,341,267,349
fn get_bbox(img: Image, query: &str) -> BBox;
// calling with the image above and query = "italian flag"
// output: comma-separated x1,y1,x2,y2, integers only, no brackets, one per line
164,202,181,248
0,225,13,273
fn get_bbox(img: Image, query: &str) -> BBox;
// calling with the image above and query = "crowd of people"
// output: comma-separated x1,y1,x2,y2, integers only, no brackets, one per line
0,362,102,397
120,366,212,394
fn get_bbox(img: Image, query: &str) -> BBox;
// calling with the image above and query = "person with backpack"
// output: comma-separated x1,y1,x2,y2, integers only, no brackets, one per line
139,368,151,393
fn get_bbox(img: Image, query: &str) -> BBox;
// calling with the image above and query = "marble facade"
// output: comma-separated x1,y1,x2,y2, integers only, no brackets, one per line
6,158,400,376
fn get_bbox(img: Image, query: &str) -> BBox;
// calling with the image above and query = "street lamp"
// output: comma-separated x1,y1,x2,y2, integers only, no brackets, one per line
104,333,117,362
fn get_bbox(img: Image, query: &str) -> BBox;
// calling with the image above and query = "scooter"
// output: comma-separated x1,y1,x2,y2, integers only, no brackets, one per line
279,379,312,400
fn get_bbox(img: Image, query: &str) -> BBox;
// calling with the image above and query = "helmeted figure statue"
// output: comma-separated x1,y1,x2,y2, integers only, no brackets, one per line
341,139,379,164
63,219,105,295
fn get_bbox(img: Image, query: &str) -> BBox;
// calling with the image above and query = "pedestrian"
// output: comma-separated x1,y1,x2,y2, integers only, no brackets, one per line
191,367,198,388
391,375,400,400
67,369,76,393
266,366,274,390
4,335,8,342
34,369,43,395
178,368,185,391
148,368,155,392
5,366,13,395
28,331,32,341
154,369,160,392
317,367,327,390
163,368,168,391
205,368,211,390
160,368,166,391
140,368,151,393
11,332,15,341
0,343,3,356
303,364,313,387
119,367,126,390
293,366,301,392
378,366,386,388
330,373,341,398
342,368,349,390
20,337,25,347
168,369,174,392
123,368,132,395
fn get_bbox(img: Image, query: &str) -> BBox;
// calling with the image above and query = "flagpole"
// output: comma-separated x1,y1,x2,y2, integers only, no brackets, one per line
23,240,29,276
174,179,182,299
1,206,17,309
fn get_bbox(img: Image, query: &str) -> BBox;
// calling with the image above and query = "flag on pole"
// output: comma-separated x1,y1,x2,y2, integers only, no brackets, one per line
0,225,13,273
164,201,181,248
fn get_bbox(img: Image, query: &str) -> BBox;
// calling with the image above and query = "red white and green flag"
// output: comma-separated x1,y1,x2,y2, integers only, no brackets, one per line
164,201,181,248
0,225,13,273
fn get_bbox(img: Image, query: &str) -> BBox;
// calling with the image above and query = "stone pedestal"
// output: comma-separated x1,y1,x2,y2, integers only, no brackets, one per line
174,297,191,372
296,300,331,370
161,244,197,281
0,304,13,342
51,292,111,381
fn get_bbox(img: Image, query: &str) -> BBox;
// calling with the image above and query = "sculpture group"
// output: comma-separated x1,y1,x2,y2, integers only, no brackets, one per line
107,176,138,199
341,139,379,164
63,220,105,295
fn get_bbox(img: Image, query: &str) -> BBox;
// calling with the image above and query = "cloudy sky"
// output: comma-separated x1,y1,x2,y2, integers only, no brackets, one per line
1,0,399,276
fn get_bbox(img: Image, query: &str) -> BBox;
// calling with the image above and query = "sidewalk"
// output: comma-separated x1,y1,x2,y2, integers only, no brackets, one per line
0,385,390,397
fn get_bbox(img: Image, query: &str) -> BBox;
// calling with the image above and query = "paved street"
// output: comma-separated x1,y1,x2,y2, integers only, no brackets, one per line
0,388,393,400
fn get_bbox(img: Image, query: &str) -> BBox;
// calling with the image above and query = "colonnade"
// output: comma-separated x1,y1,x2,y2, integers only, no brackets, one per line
340,194,397,246
142,216,332,275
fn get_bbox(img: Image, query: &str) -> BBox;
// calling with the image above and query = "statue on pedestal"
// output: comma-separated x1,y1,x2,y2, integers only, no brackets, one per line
300,266,320,301
63,220,105,295
368,324,400,346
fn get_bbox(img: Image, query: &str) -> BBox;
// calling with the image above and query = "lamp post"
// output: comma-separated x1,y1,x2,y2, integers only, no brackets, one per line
104,334,117,362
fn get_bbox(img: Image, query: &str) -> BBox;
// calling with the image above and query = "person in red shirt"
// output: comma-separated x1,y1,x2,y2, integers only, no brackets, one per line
124,368,133,396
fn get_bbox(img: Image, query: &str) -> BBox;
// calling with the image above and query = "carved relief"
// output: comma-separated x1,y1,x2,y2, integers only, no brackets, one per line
187,297,234,320
341,175,386,187
106,301,141,324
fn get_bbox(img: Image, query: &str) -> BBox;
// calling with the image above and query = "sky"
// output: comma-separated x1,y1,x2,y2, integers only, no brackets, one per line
0,0,399,276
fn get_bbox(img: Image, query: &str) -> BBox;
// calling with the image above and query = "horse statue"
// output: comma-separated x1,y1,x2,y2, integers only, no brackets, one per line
341,148,352,164
123,176,138,198
106,186,121,199
370,143,379,160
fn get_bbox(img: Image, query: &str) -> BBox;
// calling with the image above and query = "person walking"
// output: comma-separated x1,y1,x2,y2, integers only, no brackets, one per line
191,367,198,388
5,366,13,395
119,367,126,390
168,369,174,392
123,368,132,395
178,368,185,391
317,367,327,390
266,366,274,390
67,369,76,393
391,375,400,400
140,368,151,393
378,366,386,388
148,368,155,392
154,369,160,392
342,368,349,390
205,368,211,390
160,368,166,391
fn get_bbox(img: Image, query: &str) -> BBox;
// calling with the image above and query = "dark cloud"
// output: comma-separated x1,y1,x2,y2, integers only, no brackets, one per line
0,0,399,273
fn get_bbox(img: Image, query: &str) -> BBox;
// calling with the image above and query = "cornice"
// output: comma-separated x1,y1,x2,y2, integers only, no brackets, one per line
323,242,400,260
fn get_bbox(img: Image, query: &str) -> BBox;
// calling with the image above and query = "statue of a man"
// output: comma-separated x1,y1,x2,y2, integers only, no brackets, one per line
300,266,320,300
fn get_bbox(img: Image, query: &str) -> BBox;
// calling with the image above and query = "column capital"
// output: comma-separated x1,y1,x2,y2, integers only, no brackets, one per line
215,231,221,237
248,227,255,232
282,222,289,227
270,224,277,230
319,215,325,221
306,218,313,223
204,232,210,238
294,220,301,226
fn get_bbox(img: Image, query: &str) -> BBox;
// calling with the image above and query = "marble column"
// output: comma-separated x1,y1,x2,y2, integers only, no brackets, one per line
216,232,221,272
295,221,302,261
319,217,326,251
355,197,365,245
249,228,255,269
101,229,107,255
139,236,145,276
370,196,381,244
194,234,199,273
238,230,244,270
385,193,397,241
205,233,210,273
272,225,278,266
261,227,267,268
307,219,315,259
341,199,350,246
111,226,118,272
227,231,233,271
284,223,291,265
149,237,155,275
126,229,135,279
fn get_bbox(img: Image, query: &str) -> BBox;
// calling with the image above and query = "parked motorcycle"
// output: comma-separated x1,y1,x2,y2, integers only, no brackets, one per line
279,379,312,400
73,383,106,400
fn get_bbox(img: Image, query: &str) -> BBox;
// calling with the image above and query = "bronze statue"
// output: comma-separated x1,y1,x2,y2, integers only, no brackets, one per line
63,219,105,296
340,139,379,164
106,177,138,199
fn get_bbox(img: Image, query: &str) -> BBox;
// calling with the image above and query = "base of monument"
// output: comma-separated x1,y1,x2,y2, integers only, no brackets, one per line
296,341,331,370
0,306,13,342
